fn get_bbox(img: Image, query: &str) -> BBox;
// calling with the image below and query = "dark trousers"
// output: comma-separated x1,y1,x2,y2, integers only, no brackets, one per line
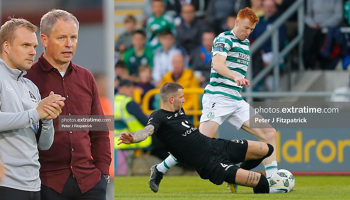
41,174,107,200
0,186,40,200
302,25,328,69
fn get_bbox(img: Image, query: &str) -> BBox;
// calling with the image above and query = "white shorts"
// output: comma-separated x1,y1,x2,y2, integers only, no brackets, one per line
200,93,252,130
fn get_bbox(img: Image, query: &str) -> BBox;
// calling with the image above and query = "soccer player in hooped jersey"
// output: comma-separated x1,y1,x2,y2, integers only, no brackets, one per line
118,82,288,194
150,7,279,193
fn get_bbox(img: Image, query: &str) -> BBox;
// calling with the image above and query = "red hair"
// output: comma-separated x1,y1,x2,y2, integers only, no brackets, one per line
237,7,259,24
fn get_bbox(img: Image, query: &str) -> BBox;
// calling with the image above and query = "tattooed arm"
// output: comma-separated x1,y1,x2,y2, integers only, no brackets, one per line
133,125,154,143
117,125,155,145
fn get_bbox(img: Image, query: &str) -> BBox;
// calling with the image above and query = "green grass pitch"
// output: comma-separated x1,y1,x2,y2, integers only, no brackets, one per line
115,175,350,200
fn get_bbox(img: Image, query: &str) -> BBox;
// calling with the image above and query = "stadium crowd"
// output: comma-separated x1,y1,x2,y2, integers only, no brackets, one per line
115,0,349,100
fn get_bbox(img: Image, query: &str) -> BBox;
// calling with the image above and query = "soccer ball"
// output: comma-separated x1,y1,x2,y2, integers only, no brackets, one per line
269,169,295,191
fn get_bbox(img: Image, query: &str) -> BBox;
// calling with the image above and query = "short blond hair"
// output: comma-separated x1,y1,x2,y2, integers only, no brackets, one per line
0,18,37,52
40,9,79,36
160,82,183,102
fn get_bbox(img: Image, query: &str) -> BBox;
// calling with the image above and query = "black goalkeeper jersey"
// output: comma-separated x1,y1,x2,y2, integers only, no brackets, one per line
148,108,213,168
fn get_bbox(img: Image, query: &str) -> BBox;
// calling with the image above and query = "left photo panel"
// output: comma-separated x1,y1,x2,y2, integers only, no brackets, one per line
0,0,115,200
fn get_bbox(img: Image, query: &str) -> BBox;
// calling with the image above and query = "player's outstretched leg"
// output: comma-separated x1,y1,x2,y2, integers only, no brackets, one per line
225,139,274,193
240,141,274,170
156,154,178,174
241,118,278,178
226,168,289,194
149,154,177,192
229,141,288,193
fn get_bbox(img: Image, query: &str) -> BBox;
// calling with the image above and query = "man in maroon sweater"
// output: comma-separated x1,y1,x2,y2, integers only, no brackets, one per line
25,9,111,200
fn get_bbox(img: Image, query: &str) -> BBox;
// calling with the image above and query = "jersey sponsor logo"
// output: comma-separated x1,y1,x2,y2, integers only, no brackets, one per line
218,37,225,42
5,85,14,91
237,58,249,65
181,121,190,128
238,53,250,61
182,120,197,137
214,43,225,52
220,163,234,171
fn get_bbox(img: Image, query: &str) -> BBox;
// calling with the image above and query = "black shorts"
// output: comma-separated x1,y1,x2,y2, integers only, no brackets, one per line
196,138,248,185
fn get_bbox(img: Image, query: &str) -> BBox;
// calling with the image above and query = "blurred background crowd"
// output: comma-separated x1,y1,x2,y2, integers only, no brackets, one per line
115,0,350,99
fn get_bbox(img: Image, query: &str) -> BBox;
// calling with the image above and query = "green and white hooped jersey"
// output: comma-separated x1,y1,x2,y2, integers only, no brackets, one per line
204,30,250,101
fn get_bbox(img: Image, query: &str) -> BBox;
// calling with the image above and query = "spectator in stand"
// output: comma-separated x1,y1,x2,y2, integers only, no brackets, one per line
115,61,130,94
274,0,297,41
152,30,188,87
191,30,216,88
146,0,175,49
225,14,237,31
143,0,210,23
250,0,264,18
320,27,349,70
115,79,169,161
114,79,152,150
115,15,136,55
206,0,250,34
249,0,287,91
190,0,211,19
176,4,210,63
250,0,287,65
164,0,211,19
160,53,200,111
303,0,343,70
122,29,153,81
135,65,156,110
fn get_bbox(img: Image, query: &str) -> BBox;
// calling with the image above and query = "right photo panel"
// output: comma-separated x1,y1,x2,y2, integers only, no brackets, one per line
114,0,350,199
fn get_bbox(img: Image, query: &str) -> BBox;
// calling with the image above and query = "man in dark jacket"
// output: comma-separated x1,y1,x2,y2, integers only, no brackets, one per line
176,4,210,64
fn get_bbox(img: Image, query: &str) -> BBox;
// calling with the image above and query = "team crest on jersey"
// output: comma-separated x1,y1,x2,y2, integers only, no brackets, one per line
214,43,224,52
29,91,37,103
207,110,215,119
141,57,148,65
